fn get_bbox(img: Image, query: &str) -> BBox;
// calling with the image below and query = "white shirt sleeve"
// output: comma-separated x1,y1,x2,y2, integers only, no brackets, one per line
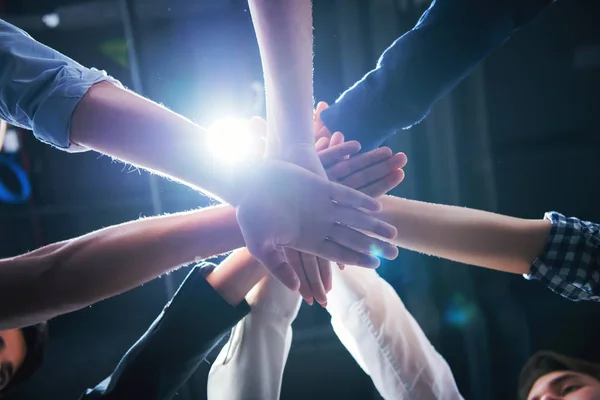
327,266,464,400
207,277,300,400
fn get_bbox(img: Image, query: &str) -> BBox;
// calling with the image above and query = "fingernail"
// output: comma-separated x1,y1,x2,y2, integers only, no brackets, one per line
305,298,314,306
321,301,328,308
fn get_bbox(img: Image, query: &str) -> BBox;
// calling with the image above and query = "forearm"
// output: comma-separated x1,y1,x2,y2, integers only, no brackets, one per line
83,261,255,400
376,196,551,274
206,248,267,306
248,0,314,148
70,82,249,203
0,205,244,329
207,309,293,400
328,266,462,399
208,250,295,400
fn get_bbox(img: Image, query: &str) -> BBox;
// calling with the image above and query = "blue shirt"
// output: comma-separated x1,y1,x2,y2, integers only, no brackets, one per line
0,19,121,152
320,0,556,151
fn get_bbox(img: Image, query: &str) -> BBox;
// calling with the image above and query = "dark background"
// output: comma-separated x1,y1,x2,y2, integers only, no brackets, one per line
1,0,600,398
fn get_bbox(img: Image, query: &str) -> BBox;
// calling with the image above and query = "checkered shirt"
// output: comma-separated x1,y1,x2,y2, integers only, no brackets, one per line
524,212,600,301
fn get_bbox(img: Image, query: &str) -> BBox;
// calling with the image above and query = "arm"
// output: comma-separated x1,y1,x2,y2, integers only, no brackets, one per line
0,205,244,329
375,198,600,301
0,19,397,289
376,196,551,275
248,0,315,150
0,19,243,201
81,253,266,400
319,0,556,150
206,140,408,400
327,266,463,400
207,249,301,400
70,81,248,203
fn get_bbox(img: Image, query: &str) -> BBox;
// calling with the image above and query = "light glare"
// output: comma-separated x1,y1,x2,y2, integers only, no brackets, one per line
42,13,60,28
207,118,259,164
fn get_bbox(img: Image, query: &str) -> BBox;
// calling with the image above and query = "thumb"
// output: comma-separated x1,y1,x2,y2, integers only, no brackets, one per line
314,101,329,132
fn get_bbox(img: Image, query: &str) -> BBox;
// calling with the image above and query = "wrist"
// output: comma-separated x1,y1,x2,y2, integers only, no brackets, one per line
249,295,301,324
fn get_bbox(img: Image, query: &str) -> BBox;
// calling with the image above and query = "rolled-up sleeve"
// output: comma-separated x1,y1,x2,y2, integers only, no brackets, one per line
0,19,122,152
525,212,600,302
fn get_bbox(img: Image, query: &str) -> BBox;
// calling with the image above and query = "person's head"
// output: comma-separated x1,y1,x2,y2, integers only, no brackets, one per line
519,351,600,400
0,323,48,396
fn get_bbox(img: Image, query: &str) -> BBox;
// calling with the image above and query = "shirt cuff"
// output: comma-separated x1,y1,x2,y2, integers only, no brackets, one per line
32,67,123,153
524,211,600,301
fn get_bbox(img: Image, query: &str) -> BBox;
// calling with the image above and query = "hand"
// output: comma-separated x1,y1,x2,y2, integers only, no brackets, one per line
322,131,408,198
247,117,406,305
236,159,399,292
249,117,362,307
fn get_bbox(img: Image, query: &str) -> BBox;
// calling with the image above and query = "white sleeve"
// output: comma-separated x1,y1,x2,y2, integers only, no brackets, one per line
327,266,463,400
207,303,296,400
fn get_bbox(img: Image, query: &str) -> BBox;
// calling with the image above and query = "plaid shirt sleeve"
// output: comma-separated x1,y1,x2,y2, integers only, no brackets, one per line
524,212,600,301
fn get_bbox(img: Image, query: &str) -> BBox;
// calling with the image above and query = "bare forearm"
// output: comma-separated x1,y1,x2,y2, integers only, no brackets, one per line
70,82,247,203
0,205,244,329
206,248,266,306
249,0,314,147
376,196,551,274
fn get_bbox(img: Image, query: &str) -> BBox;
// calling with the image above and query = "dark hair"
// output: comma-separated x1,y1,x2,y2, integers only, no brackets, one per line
518,350,600,399
0,322,49,396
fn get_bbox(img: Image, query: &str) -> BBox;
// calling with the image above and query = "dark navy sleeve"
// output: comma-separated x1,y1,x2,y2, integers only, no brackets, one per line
80,265,250,400
320,0,555,150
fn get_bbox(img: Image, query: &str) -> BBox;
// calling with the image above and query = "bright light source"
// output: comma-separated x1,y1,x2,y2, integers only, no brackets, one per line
207,118,260,164
42,13,60,28
3,129,20,153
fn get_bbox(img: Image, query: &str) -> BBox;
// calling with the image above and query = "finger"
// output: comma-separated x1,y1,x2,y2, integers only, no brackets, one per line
327,147,393,182
318,239,381,269
329,223,399,260
248,116,267,138
255,245,300,291
301,254,328,307
285,249,314,305
329,131,345,147
315,125,333,141
358,169,406,198
337,263,345,271
314,101,329,131
340,152,408,190
332,204,397,239
315,101,329,116
315,136,330,152
330,181,382,212
318,141,361,167
318,257,333,293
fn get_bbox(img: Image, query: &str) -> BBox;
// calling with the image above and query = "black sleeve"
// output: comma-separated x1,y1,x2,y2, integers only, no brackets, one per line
320,0,555,151
80,265,250,400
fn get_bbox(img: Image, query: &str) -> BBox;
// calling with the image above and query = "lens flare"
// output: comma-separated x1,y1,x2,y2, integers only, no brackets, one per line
369,244,383,258
443,294,477,328
206,118,260,164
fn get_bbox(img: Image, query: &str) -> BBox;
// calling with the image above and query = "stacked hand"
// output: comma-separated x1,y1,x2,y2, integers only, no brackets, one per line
240,111,407,306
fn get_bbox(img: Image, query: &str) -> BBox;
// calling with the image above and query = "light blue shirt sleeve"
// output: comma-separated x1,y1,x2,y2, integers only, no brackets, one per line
0,19,123,152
